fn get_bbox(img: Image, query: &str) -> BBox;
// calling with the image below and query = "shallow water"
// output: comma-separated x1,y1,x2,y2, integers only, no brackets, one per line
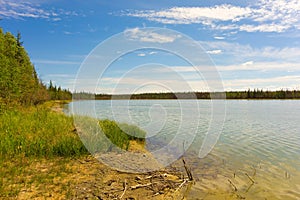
69,100,300,199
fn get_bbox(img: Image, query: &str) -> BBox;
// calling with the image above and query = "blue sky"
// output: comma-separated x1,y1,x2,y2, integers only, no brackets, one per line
0,0,300,93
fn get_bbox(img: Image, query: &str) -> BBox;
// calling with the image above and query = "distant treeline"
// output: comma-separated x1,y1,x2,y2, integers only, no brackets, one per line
0,28,71,106
82,89,300,100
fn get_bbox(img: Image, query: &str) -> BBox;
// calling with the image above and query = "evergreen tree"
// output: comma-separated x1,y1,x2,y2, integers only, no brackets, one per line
0,28,49,105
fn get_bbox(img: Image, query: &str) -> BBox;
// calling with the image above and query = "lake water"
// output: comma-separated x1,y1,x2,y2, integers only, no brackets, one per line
69,100,300,199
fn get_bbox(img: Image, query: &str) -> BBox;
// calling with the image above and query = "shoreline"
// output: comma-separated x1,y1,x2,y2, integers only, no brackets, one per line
51,100,191,199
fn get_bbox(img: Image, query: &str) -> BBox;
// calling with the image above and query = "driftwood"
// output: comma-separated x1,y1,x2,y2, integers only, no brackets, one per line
182,158,193,181
245,173,255,184
119,179,127,199
175,179,188,192
130,183,152,190
228,179,238,191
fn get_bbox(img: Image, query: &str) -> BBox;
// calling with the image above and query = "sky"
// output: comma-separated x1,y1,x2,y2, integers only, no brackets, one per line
0,0,300,93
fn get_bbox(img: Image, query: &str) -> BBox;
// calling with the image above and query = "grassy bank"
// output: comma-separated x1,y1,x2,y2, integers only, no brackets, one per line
0,102,146,159
0,102,147,198
0,106,88,158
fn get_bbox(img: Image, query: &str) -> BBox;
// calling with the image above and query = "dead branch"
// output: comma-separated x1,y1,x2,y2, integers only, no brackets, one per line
285,171,290,179
175,179,188,192
228,179,238,191
245,173,255,184
245,182,254,193
120,179,127,199
130,183,152,190
182,158,193,181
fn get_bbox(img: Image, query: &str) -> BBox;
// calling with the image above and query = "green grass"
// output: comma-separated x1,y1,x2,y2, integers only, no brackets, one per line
74,116,146,153
100,119,146,150
0,103,146,158
0,106,88,159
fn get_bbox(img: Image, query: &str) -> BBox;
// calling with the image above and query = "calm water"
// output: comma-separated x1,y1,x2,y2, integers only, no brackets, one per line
69,100,300,199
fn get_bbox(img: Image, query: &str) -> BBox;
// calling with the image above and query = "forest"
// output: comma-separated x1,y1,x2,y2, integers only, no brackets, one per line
0,28,71,107
92,89,300,100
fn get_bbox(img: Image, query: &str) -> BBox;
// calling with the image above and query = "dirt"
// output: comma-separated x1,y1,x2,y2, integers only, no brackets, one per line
12,155,191,200
48,100,69,114
65,156,190,200
67,140,192,199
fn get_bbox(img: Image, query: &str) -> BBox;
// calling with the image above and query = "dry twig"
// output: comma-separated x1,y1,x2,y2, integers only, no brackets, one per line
182,158,193,181
245,173,255,184
228,179,238,191
119,179,127,199
130,183,152,190
175,179,188,192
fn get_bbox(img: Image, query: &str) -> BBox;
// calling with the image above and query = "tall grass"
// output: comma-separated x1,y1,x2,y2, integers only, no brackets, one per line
0,105,147,159
100,119,146,150
0,107,88,159
74,116,146,153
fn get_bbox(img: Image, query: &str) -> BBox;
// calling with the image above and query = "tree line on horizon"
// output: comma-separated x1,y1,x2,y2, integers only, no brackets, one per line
0,28,71,107
73,89,300,100
90,89,300,100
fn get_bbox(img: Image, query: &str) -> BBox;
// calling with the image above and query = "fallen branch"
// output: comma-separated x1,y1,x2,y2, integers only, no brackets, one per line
245,182,254,193
285,171,290,179
130,183,152,190
228,179,238,191
175,179,188,192
120,179,127,199
245,173,255,184
182,158,193,181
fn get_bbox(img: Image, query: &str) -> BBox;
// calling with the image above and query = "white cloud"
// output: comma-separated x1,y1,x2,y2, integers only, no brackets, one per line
214,36,225,40
91,72,300,93
124,0,300,33
63,31,80,35
155,61,300,73
206,49,222,55
217,62,300,72
126,5,252,25
222,75,300,91
0,0,79,20
124,27,181,43
91,39,300,93
199,41,300,63
242,61,254,66
0,0,50,19
239,24,290,33
209,24,239,31
137,53,146,57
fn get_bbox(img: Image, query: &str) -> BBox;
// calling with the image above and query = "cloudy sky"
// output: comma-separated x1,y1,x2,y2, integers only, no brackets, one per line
1,0,300,93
